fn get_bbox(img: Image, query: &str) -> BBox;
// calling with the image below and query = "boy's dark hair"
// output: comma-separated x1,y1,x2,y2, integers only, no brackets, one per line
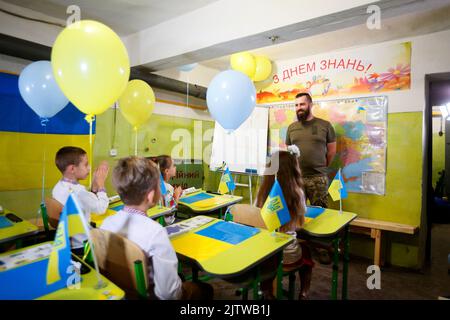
113,156,160,206
295,92,312,103
55,146,87,174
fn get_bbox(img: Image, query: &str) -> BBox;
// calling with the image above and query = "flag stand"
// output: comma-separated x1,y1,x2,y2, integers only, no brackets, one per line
233,172,254,204
72,193,105,289
217,169,225,194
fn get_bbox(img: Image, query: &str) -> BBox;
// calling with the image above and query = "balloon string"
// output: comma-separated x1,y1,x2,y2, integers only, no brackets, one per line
134,126,138,156
40,118,48,204
85,114,94,188
186,74,189,108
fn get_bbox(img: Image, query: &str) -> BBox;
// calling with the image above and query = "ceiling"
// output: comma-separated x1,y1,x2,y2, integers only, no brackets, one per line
1,0,220,35
1,0,450,73
200,3,450,71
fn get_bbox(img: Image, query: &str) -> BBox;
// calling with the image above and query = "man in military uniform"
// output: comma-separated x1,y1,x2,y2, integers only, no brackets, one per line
286,92,336,208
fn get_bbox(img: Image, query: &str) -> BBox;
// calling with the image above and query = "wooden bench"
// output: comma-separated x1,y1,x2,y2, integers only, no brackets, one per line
350,218,419,266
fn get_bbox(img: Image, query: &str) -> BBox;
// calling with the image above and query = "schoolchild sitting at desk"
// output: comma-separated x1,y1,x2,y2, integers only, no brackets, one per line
101,156,213,300
256,146,314,300
52,146,109,256
149,155,182,225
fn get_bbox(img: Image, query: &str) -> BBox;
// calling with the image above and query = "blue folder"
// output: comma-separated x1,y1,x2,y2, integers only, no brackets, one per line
0,216,13,229
305,206,325,219
195,221,260,245
180,192,214,204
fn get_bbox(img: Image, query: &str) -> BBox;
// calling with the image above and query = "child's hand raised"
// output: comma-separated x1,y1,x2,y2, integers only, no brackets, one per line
92,161,109,192
96,161,109,180
174,186,183,201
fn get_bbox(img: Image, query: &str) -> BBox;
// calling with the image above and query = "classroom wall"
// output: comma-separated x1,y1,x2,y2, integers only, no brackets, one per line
219,30,450,268
92,107,216,195
255,29,450,268
320,30,450,267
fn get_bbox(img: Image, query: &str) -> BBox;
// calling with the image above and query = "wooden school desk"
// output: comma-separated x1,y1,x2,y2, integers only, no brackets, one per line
168,215,293,299
301,206,357,300
0,241,124,300
0,210,39,245
177,190,243,219
90,201,175,227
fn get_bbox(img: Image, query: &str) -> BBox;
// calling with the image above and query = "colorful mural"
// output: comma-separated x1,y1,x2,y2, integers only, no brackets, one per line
269,96,387,195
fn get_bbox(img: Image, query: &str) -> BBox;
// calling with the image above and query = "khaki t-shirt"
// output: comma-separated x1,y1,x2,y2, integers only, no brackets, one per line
285,118,336,177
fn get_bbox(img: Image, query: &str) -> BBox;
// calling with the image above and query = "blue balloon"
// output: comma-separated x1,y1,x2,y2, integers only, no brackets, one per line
18,60,69,119
206,70,256,132
177,63,198,72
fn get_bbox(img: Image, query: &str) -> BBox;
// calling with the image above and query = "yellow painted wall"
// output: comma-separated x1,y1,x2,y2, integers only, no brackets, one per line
92,107,218,194
328,112,423,268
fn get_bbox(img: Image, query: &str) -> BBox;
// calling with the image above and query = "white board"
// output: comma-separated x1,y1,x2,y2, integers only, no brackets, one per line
209,106,268,174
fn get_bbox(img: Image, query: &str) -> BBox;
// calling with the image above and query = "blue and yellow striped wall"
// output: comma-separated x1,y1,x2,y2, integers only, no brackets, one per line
0,72,94,191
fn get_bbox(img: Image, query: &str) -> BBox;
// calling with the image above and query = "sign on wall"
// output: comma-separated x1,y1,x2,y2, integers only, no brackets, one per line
257,42,411,104
171,160,204,189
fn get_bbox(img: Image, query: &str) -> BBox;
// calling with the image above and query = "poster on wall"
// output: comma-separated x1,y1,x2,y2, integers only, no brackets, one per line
268,96,387,195
257,42,410,104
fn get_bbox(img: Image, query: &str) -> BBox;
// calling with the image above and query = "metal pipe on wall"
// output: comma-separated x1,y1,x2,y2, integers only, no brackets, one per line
0,34,207,99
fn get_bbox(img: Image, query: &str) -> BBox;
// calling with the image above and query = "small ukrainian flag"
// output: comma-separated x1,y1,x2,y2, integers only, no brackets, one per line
160,173,167,196
328,169,348,201
218,166,236,194
46,193,86,285
260,179,291,231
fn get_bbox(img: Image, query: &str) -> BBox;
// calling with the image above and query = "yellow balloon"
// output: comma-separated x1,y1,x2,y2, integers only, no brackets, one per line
118,80,155,128
230,51,256,78
51,20,130,116
252,56,272,82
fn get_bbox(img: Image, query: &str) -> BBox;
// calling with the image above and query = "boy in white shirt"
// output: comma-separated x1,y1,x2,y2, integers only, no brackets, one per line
101,156,213,300
52,146,109,256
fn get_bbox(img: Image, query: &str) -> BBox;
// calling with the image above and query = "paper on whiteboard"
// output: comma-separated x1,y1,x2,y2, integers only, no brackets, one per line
209,107,268,174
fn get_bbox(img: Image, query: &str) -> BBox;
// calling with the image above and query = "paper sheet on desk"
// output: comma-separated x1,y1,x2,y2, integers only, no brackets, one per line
305,206,325,219
0,216,13,228
191,198,230,208
195,221,260,245
171,233,233,261
110,204,124,212
180,193,214,204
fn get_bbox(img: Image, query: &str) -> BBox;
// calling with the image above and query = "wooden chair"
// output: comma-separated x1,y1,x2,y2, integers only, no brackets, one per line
227,204,302,300
44,197,63,229
89,228,152,299
228,204,266,228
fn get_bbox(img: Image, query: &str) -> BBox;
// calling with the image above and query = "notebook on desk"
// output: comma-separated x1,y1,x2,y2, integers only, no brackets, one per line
0,243,53,271
108,195,121,204
166,216,215,238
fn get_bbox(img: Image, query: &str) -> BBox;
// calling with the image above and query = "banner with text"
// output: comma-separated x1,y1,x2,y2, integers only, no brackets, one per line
257,42,411,104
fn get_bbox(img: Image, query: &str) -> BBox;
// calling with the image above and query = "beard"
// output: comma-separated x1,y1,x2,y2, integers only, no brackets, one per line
296,107,310,121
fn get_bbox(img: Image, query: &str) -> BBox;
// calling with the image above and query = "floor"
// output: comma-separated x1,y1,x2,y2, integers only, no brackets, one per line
203,223,450,300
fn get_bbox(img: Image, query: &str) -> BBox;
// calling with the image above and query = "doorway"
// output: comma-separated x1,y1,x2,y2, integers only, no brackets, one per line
420,73,450,297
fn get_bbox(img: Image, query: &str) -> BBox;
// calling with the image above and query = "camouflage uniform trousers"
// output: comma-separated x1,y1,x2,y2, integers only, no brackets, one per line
303,175,329,208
